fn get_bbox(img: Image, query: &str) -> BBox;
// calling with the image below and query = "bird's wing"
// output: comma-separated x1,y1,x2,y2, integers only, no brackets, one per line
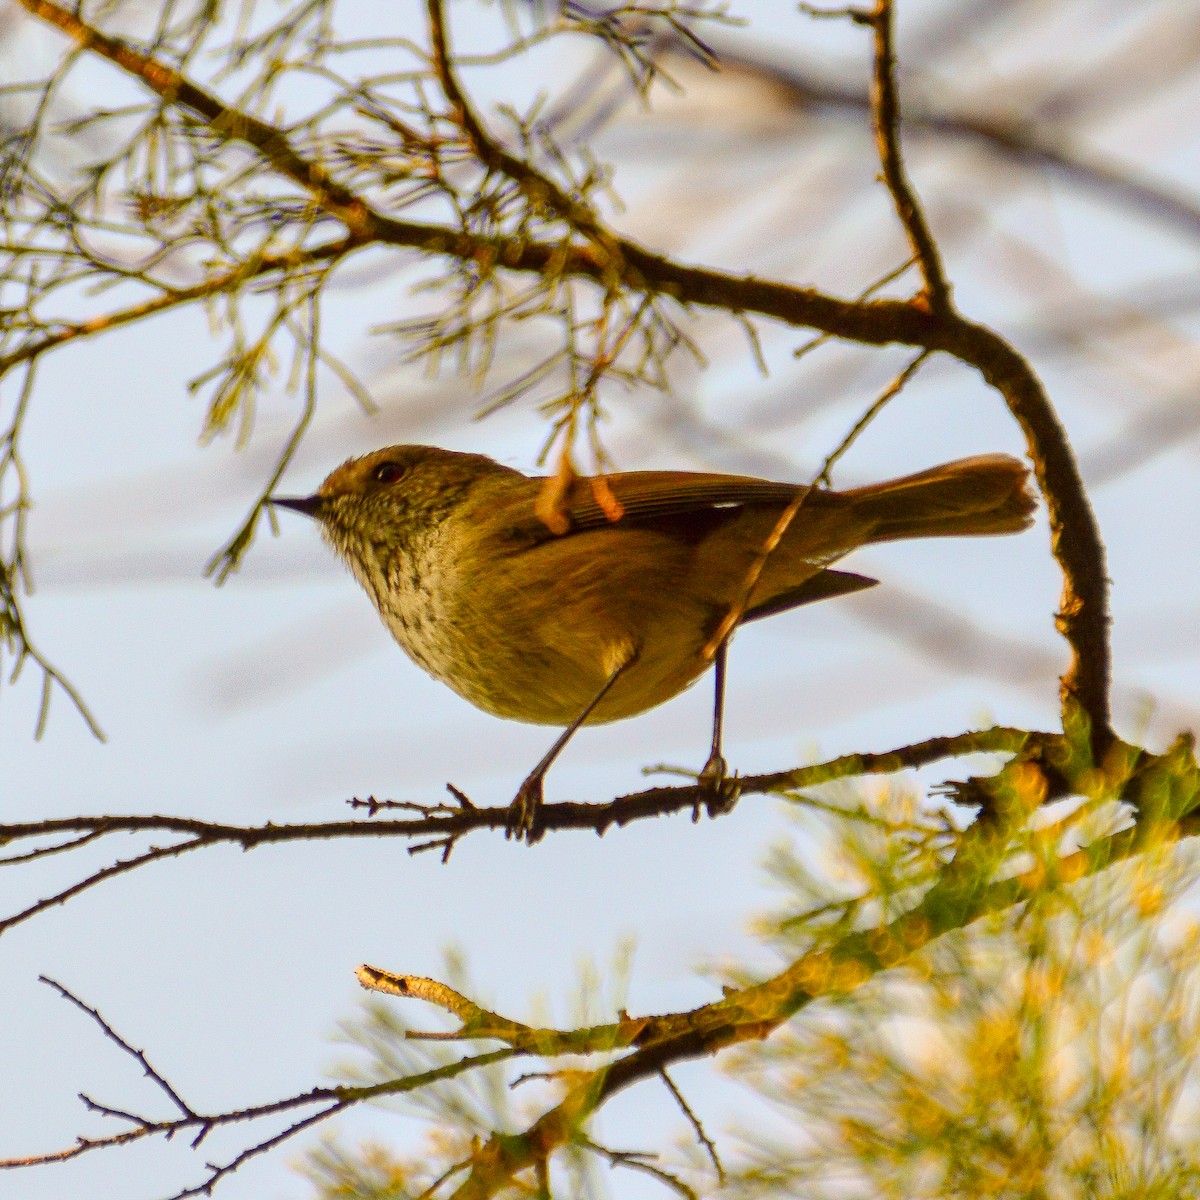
490,470,823,547
560,470,821,530
486,470,870,623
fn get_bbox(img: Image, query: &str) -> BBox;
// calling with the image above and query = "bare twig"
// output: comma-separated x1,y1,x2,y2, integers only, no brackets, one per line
660,1068,724,1184
41,977,196,1119
820,0,946,310
0,240,353,377
3,980,517,1195
0,828,106,866
0,727,1036,933
704,350,931,660
0,837,207,937
579,1138,699,1200
813,350,932,487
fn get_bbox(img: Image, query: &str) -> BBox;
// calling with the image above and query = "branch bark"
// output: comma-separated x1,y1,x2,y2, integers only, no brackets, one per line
0,728,1035,931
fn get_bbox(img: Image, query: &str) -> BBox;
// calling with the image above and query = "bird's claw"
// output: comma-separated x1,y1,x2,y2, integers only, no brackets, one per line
697,752,741,818
506,772,547,844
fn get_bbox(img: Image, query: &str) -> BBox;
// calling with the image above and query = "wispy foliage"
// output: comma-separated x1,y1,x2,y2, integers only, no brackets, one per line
708,792,1200,1200
0,0,731,727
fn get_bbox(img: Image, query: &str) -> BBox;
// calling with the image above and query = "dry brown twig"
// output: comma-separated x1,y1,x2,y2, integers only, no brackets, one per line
4,977,517,1200
704,347,932,662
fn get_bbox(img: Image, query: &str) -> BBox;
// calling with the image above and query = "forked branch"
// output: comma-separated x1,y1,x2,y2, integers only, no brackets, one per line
3,979,517,1200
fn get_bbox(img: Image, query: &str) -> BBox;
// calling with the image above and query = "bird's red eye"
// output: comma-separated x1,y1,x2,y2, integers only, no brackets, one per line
372,462,406,485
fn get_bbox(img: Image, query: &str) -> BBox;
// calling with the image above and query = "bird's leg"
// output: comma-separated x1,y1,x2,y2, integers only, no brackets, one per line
509,654,634,845
698,640,740,817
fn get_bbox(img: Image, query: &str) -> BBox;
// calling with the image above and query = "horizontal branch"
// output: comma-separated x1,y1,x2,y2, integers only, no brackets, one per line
0,728,1033,934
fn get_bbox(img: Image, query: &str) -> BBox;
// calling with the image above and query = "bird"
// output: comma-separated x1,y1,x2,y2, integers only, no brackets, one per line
272,444,1035,841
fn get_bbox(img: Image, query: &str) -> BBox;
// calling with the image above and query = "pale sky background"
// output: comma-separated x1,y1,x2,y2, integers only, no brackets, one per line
3,0,1200,1197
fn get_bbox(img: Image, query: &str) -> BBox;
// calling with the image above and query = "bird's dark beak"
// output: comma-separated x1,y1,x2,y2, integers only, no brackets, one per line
270,494,326,520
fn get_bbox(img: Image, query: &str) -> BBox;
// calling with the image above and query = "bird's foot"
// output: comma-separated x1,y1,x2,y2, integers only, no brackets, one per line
506,771,547,844
696,751,741,819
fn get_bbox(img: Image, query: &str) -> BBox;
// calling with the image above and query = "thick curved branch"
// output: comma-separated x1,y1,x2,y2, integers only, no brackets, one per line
944,319,1111,753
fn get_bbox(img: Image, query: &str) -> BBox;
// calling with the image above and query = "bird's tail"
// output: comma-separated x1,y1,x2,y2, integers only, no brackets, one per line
843,454,1036,542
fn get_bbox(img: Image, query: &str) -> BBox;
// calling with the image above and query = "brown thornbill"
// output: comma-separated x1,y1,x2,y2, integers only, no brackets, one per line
272,445,1035,842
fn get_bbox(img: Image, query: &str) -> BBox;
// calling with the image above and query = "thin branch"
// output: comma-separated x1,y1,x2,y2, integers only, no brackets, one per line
41,977,196,1117
205,287,325,581
704,350,931,660
0,238,353,377
170,1102,352,1200
866,0,951,310
0,729,1036,933
660,1068,724,1184
0,828,106,866
0,837,206,936
814,348,931,486
579,1138,699,1200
